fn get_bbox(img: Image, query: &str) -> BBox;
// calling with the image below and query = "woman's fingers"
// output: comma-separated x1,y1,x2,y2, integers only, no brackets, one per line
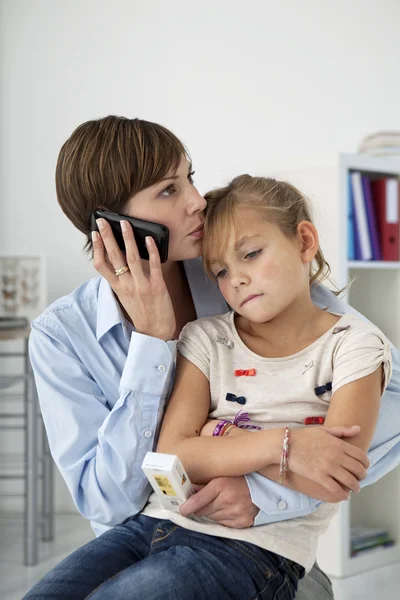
92,230,119,286
120,220,146,285
146,236,163,283
92,218,176,340
96,218,131,273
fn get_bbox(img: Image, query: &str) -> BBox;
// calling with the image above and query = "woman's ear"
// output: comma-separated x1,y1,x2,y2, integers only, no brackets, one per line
297,221,319,264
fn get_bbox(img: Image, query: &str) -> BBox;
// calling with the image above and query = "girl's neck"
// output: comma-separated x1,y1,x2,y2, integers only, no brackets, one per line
236,294,338,357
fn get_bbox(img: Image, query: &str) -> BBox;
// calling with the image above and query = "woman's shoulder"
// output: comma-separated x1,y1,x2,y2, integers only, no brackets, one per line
31,277,102,332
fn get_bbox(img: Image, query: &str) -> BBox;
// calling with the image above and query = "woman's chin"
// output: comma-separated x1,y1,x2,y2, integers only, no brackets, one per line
170,244,203,262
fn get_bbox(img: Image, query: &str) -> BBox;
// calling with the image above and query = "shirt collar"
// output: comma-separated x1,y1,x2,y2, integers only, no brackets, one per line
96,277,125,341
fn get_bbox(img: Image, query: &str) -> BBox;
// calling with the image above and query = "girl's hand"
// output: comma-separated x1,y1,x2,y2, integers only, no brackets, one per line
92,219,176,340
289,425,369,496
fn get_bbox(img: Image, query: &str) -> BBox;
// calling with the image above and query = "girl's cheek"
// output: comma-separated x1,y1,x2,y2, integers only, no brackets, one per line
219,281,230,299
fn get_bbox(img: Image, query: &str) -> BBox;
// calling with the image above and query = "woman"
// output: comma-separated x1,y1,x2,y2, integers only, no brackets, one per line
26,116,400,599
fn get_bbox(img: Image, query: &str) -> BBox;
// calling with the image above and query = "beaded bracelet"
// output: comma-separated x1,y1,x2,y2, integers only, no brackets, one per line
277,426,290,484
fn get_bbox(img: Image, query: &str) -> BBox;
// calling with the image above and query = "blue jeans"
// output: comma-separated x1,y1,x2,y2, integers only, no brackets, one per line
23,514,304,599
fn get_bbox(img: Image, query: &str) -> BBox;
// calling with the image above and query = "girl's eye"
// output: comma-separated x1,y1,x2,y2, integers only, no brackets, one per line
215,268,227,279
160,184,176,197
188,170,195,184
245,249,261,260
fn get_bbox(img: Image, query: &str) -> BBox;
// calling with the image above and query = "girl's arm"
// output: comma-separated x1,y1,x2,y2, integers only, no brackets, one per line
215,366,383,503
157,354,284,483
286,365,383,501
157,354,369,489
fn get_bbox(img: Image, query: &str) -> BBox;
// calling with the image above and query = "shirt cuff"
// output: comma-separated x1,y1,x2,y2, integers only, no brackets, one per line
362,439,400,487
120,332,177,395
245,472,321,526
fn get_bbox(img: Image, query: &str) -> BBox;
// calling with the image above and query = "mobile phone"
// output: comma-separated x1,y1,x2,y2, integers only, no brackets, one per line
91,209,169,263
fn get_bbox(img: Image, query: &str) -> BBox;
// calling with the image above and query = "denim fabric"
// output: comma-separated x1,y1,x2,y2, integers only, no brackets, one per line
23,515,303,600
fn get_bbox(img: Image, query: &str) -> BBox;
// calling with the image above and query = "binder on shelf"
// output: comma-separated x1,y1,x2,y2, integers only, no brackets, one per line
362,176,381,260
347,174,355,260
371,178,400,261
348,172,362,260
351,172,373,260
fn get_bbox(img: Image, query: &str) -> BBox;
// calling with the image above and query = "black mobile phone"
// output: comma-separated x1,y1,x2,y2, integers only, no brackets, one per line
91,210,169,263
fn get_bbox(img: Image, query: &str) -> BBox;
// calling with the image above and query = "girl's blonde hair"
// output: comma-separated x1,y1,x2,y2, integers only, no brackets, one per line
203,174,339,294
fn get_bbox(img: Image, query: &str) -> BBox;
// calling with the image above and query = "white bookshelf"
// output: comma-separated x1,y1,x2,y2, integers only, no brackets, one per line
348,261,400,270
267,154,400,585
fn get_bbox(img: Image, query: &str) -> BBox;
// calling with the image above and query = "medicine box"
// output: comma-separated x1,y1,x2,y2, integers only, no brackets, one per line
142,452,195,512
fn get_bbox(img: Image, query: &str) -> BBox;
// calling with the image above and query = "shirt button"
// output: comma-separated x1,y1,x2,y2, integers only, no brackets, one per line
278,500,287,510
158,365,166,372
144,430,152,438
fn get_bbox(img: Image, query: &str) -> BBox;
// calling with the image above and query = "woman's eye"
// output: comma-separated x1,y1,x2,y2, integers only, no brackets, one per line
245,249,261,260
188,170,195,184
160,184,176,197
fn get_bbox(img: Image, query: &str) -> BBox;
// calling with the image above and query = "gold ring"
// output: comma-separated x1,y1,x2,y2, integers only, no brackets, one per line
114,265,130,277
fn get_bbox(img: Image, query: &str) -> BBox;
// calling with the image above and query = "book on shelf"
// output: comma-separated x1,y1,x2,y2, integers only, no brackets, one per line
350,525,395,558
347,175,355,261
350,172,372,260
371,178,400,262
348,171,400,262
362,176,381,261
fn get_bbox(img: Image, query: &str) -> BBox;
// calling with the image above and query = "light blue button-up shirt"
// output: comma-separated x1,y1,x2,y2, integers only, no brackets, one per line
29,258,400,536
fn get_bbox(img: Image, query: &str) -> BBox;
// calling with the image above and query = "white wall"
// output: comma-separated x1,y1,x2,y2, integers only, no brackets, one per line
1,0,400,512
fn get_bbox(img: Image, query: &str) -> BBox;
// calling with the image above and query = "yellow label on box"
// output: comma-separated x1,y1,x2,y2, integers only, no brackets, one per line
154,475,177,496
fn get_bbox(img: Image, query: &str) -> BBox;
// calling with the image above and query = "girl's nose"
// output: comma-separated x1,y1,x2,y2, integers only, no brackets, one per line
230,272,250,288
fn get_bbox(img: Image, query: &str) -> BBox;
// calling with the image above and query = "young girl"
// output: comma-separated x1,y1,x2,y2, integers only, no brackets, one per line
138,174,391,599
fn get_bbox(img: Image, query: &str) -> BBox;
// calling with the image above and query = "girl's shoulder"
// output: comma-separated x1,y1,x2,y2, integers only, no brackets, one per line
328,313,392,369
330,313,389,344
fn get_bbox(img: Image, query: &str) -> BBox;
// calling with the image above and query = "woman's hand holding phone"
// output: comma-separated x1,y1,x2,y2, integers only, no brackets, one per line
92,218,176,341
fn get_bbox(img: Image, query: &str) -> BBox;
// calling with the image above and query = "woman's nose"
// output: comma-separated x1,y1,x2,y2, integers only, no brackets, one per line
187,187,207,214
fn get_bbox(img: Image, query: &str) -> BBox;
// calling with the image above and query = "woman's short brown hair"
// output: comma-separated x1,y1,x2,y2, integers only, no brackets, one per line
55,116,188,252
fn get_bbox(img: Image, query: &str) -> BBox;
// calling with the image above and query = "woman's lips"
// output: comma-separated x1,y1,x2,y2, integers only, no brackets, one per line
189,225,204,238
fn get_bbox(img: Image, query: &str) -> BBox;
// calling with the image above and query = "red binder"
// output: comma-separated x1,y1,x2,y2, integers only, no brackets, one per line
370,179,400,261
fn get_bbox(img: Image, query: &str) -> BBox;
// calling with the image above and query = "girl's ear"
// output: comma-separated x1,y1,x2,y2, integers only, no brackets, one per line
297,221,319,264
